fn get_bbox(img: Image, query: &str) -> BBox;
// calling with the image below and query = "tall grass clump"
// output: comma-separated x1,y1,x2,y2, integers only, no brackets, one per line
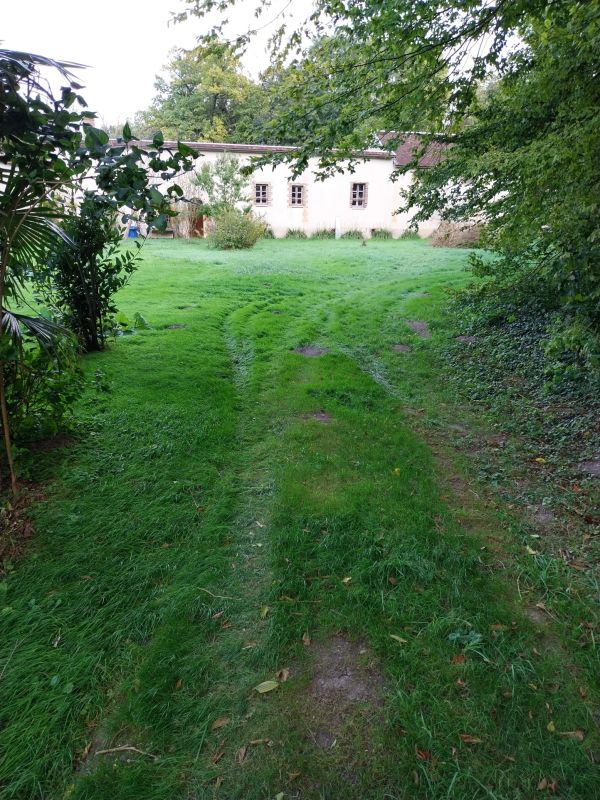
370,228,394,239
284,228,308,239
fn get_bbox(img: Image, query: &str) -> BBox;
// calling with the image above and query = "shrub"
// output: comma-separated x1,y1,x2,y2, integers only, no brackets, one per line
284,228,308,239
5,334,84,444
262,224,275,239
208,209,264,249
371,228,394,239
399,229,421,241
340,229,364,240
38,197,141,352
311,228,336,239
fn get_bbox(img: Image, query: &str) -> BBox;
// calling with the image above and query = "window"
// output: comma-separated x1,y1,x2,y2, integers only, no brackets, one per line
289,184,305,207
254,183,270,205
350,182,368,208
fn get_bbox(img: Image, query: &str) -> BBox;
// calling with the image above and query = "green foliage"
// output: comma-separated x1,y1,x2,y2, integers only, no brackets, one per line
284,228,307,239
4,335,83,444
0,49,197,487
371,228,394,240
194,154,249,215
399,229,421,241
340,229,364,240
134,44,269,143
208,209,264,249
37,197,142,352
310,228,336,239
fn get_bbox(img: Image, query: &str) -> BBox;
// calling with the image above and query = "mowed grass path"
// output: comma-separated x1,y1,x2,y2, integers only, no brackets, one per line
1,240,598,800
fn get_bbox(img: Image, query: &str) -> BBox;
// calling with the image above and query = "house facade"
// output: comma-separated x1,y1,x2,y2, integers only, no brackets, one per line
132,137,442,239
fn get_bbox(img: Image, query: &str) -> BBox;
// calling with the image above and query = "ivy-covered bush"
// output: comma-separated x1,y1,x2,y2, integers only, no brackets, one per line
208,210,265,249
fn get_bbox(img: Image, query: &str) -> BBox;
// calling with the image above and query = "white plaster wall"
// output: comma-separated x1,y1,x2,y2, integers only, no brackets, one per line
165,149,441,238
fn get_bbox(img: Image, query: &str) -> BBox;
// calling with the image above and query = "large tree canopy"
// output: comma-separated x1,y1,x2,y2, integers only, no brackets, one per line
134,44,269,143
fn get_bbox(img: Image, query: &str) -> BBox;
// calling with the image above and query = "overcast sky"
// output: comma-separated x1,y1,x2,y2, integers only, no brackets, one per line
2,0,313,125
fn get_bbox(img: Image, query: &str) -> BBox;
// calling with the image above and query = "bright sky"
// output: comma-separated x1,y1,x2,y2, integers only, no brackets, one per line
2,0,313,125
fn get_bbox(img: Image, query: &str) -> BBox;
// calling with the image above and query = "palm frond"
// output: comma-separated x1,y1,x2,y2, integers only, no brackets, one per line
0,48,85,85
1,309,67,347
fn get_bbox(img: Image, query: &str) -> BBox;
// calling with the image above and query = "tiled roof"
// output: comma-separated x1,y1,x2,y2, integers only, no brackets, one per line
111,139,393,161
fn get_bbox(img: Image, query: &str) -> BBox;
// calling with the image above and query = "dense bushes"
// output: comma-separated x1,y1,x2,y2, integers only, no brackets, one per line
208,210,265,249
5,337,83,444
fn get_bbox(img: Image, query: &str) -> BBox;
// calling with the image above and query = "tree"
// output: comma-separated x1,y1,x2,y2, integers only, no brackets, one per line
134,44,268,143
0,49,198,493
194,154,250,214
36,196,141,352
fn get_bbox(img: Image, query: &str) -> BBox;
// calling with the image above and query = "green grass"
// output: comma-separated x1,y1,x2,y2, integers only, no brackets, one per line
1,239,598,800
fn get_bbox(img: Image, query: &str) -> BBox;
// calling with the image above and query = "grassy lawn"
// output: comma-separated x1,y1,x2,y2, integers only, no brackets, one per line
1,239,598,800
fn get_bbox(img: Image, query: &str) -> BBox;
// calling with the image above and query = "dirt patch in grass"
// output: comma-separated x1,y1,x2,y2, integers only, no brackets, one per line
304,635,385,751
294,346,330,357
405,320,431,338
167,323,186,330
392,343,411,353
302,411,333,423
456,335,478,345
26,433,76,452
0,486,45,573
447,423,469,436
578,460,600,478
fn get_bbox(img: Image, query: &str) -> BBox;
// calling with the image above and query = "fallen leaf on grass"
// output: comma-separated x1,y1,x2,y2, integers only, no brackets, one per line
275,793,284,800
212,610,225,620
276,668,290,682
288,771,301,780
534,457,546,464
236,745,247,764
388,576,398,586
415,747,431,761
546,721,556,732
537,777,558,792
451,654,466,665
302,632,311,646
579,686,587,699
341,576,352,585
242,641,257,650
526,546,539,555
490,623,507,632
250,738,272,745
390,634,408,644
558,730,585,741
459,734,483,744
254,680,279,694
174,678,183,690
260,606,269,619
211,717,230,731
211,746,225,764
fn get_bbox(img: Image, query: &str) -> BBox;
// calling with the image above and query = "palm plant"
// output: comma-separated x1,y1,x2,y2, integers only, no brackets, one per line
0,50,84,493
